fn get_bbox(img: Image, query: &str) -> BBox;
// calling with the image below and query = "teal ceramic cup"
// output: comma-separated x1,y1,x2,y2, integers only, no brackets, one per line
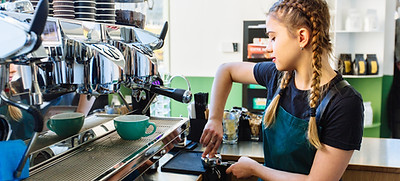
47,112,85,138
114,115,157,140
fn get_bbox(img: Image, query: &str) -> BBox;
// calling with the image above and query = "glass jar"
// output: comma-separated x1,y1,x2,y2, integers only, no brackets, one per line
363,102,373,127
115,0,152,28
364,9,379,32
345,9,363,31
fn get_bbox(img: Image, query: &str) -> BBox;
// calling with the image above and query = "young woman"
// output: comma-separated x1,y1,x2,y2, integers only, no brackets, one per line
200,0,364,180
0,64,35,140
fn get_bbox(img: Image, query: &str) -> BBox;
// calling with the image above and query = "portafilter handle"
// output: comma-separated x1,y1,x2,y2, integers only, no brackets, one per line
201,154,236,168
147,74,192,103
149,84,192,104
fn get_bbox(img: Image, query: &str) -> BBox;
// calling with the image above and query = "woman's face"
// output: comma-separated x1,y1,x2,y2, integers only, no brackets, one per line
9,64,17,82
265,16,302,71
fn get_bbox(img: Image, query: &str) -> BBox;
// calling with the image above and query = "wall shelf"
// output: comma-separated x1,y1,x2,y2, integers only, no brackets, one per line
328,0,395,138
335,30,384,33
343,74,383,78
364,123,381,129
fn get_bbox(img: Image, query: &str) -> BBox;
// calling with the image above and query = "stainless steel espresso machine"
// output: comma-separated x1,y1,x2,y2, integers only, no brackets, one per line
0,0,192,180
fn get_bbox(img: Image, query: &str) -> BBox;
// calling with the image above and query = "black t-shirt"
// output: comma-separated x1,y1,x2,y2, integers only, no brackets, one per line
253,62,363,150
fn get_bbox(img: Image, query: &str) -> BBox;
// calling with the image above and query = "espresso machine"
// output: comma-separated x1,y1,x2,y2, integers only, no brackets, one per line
0,0,48,179
0,0,192,180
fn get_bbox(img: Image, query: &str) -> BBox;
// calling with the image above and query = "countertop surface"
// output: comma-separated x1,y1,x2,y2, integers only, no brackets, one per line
141,137,400,180
349,137,400,168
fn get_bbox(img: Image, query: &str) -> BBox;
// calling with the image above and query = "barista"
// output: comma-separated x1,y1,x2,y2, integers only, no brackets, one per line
0,64,35,140
200,0,363,180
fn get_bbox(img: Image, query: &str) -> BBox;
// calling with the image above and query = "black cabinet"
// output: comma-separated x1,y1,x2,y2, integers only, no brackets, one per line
242,20,271,113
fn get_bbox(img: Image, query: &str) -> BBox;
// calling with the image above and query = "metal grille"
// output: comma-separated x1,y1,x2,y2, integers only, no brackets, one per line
27,118,184,181
31,115,116,152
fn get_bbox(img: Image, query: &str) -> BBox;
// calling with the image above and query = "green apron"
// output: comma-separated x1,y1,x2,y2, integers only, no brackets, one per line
262,102,316,175
0,105,34,140
262,80,350,176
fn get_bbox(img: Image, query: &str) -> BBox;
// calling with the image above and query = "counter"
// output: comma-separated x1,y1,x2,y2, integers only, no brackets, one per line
142,137,400,180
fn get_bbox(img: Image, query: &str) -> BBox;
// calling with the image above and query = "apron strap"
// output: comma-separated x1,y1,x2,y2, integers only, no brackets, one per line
273,87,283,98
316,80,350,123
271,79,350,124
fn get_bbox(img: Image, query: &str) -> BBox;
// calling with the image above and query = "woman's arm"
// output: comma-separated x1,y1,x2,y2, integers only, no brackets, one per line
227,144,353,181
200,62,258,158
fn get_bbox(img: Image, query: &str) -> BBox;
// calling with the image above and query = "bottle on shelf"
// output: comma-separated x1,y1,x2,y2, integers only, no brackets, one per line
345,9,363,32
364,9,379,32
353,54,367,75
339,53,353,75
366,54,379,75
363,102,373,127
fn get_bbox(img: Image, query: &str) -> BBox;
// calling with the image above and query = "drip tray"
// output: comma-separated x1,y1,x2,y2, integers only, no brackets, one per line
27,117,188,181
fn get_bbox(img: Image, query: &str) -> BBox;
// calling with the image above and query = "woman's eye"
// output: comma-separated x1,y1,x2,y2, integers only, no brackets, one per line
270,37,275,41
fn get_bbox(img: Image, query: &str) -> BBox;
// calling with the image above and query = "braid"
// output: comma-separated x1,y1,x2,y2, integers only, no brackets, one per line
7,85,22,121
308,12,324,149
268,0,332,149
263,71,292,127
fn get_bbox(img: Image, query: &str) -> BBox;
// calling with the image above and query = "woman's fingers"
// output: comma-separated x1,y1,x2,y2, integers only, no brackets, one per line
200,120,223,157
209,137,222,157
202,137,222,158
199,128,208,144
200,129,213,146
226,164,233,174
202,143,214,158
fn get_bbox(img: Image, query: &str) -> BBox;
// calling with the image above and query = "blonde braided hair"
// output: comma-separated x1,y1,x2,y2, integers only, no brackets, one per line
266,0,332,149
263,71,291,127
7,85,23,121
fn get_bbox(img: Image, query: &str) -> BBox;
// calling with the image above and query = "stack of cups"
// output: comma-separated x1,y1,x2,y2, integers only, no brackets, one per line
49,0,53,16
95,0,116,24
31,0,53,16
74,0,96,21
53,0,74,19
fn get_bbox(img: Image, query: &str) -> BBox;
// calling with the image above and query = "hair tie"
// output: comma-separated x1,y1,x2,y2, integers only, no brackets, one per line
278,88,285,96
310,107,316,117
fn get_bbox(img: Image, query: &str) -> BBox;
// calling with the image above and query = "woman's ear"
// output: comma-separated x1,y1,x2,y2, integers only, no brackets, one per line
298,28,310,49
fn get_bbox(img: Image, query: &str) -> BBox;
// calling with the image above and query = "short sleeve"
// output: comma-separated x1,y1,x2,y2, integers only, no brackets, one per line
320,93,364,150
253,62,278,88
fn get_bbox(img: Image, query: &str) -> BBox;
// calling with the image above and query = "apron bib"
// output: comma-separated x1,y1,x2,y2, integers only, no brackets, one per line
261,80,350,176
262,102,316,175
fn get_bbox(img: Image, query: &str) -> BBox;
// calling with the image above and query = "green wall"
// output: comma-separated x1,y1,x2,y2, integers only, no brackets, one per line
170,77,242,117
172,76,394,138
112,75,394,138
345,75,393,138
381,75,393,138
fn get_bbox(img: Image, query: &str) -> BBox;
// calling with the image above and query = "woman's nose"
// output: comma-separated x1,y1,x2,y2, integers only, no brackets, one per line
266,42,273,54
9,64,17,74
265,44,273,58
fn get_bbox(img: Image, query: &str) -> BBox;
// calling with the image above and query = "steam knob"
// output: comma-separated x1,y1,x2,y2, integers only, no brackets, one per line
182,90,192,104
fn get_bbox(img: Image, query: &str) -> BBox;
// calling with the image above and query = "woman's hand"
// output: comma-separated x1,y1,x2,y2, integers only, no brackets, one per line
200,119,223,158
226,156,258,179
